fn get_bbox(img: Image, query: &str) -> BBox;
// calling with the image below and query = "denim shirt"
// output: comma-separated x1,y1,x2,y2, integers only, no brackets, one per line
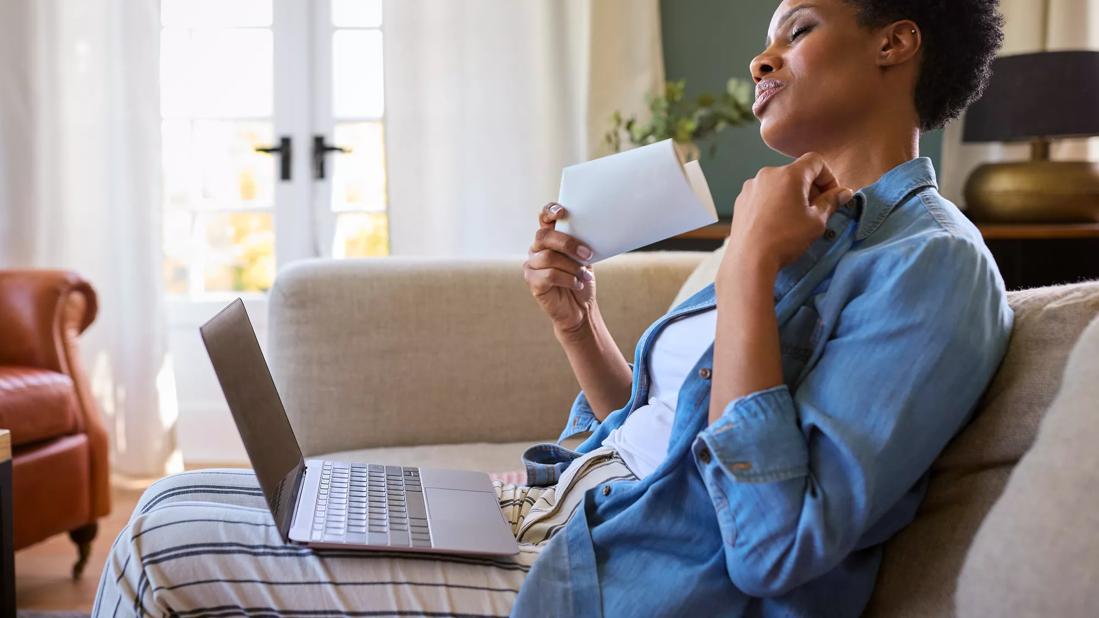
511,157,1014,617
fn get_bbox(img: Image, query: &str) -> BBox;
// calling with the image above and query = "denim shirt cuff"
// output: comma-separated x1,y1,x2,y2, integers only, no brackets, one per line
693,384,809,483
557,389,602,443
522,442,583,487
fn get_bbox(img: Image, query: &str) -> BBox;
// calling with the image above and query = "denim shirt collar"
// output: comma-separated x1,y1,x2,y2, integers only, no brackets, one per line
853,156,938,241
769,156,938,306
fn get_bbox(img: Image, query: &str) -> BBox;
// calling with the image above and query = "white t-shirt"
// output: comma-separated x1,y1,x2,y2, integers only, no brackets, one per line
601,307,717,479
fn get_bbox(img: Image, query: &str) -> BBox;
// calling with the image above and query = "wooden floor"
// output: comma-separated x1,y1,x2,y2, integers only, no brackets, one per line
12,464,251,613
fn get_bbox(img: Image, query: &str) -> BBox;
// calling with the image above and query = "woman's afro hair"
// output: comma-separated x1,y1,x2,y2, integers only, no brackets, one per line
843,0,1005,131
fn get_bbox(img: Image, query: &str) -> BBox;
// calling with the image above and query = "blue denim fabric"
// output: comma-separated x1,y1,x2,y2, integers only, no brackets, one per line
512,157,1014,617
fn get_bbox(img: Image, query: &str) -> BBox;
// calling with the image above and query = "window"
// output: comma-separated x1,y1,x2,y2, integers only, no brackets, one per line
159,0,389,298
160,0,391,463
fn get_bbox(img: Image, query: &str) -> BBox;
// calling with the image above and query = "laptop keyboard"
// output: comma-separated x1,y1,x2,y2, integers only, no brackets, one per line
311,462,432,548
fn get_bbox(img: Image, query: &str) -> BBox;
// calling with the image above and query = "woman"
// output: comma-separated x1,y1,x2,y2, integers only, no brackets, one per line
94,0,1011,615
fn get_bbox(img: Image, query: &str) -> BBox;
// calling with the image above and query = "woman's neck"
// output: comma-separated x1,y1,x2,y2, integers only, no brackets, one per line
816,114,921,191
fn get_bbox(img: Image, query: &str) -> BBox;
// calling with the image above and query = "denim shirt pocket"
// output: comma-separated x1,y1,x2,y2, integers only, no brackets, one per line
779,304,823,385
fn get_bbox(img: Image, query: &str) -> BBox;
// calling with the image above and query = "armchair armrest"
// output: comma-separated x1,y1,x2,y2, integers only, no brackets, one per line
0,270,97,373
269,252,705,456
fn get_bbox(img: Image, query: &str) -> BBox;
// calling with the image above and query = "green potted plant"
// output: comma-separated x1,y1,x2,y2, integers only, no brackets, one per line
605,78,756,161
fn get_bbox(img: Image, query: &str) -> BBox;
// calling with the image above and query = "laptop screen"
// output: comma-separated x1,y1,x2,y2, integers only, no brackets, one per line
199,298,305,541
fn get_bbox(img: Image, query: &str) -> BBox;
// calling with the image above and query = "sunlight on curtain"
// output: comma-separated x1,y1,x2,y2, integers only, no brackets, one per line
0,0,179,478
384,0,665,257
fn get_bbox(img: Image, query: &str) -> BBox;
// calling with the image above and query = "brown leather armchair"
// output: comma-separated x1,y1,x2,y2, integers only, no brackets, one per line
0,271,110,577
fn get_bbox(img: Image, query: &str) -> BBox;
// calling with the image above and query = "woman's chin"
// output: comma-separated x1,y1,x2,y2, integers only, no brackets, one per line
760,112,822,156
759,120,806,158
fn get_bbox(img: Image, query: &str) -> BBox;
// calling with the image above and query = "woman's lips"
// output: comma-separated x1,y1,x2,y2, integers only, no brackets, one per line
752,84,785,117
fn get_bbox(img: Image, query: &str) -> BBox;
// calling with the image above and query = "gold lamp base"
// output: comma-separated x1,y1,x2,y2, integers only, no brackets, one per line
964,159,1099,223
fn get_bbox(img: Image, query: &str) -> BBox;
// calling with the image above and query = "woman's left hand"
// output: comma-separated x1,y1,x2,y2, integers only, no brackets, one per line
720,152,853,279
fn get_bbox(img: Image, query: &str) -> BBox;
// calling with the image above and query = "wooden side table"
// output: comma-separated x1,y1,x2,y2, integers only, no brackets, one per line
0,429,12,617
641,220,1099,290
975,223,1099,290
639,220,729,253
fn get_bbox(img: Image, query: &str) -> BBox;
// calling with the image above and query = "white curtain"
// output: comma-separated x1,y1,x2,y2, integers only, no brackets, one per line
0,0,176,477
383,0,665,256
940,0,1099,205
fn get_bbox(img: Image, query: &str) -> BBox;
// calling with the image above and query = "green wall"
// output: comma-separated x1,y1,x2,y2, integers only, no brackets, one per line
659,0,942,217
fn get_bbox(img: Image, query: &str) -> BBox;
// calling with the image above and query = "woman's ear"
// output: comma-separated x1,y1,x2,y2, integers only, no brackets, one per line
877,20,921,68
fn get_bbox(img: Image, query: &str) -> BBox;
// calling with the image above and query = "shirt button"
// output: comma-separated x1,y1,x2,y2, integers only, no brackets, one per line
824,229,837,240
698,447,712,464
698,367,712,379
602,485,612,496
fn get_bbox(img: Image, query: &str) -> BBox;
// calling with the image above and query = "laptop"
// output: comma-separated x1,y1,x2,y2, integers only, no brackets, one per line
199,298,519,556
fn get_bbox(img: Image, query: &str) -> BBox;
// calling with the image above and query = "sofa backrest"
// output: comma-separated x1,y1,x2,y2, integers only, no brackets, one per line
267,253,704,457
956,312,1099,616
865,280,1099,616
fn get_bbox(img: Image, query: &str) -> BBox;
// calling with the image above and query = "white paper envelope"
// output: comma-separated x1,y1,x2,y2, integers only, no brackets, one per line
556,139,719,265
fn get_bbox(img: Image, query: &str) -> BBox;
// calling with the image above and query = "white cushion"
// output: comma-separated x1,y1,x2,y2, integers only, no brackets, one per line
669,237,729,310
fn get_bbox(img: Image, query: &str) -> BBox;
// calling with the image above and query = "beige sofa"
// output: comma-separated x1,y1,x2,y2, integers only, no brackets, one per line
268,250,1099,616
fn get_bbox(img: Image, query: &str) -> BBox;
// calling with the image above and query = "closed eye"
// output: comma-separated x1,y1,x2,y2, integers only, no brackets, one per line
790,24,814,42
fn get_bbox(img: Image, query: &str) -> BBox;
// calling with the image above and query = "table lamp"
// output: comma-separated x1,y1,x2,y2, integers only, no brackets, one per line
962,50,1099,222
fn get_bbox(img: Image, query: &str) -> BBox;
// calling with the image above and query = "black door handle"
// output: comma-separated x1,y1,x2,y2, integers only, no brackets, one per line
312,135,351,180
254,136,292,181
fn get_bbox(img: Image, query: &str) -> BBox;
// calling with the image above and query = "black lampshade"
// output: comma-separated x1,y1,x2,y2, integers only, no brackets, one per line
962,50,1099,143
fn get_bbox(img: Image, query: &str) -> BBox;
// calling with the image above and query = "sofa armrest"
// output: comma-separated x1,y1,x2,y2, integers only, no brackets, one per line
956,313,1099,617
269,251,706,456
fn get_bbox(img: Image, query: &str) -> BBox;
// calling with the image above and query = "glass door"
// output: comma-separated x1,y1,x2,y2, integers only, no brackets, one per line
312,0,390,259
160,0,388,298
160,0,283,296
159,0,389,463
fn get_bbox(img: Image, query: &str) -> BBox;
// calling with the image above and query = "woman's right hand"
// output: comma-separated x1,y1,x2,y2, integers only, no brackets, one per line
523,202,596,335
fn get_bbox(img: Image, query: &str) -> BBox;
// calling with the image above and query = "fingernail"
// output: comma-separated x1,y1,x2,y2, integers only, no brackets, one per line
575,279,585,290
839,189,854,204
580,268,593,281
549,203,562,214
577,245,592,259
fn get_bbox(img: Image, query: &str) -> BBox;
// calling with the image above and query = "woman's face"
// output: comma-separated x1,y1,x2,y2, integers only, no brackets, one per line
752,0,889,157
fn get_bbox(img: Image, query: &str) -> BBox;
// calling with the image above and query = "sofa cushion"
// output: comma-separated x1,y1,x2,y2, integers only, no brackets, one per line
865,280,1099,617
0,366,80,447
955,312,1099,616
319,436,587,483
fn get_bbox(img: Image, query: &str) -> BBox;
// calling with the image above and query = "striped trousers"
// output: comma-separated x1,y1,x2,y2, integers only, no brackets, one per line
92,446,635,617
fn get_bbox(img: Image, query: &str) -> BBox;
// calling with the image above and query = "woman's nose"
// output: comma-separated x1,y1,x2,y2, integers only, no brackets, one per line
750,52,782,82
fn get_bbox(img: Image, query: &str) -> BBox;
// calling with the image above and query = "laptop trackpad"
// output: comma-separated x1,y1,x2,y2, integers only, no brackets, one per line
426,487,514,554
419,468,495,492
